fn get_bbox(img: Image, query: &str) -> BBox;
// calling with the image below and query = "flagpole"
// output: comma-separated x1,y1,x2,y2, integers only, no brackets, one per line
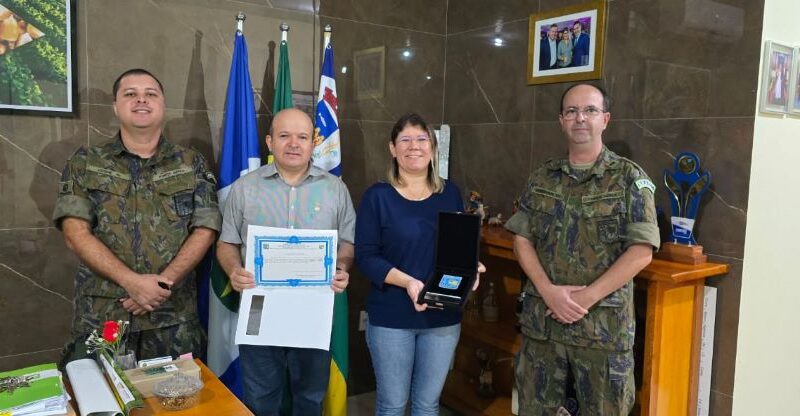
280,22,289,42
235,12,245,33
323,24,331,49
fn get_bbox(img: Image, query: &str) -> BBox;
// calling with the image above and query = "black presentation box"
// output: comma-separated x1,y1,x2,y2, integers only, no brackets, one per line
417,211,481,310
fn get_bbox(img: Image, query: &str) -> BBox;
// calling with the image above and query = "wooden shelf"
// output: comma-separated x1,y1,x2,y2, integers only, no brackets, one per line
480,226,730,285
637,258,729,284
442,370,513,416
461,316,521,354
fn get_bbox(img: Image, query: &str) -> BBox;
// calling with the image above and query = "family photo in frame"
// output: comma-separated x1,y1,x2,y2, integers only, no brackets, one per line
759,40,800,116
527,0,607,85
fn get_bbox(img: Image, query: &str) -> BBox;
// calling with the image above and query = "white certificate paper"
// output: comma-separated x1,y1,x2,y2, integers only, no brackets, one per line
235,225,338,350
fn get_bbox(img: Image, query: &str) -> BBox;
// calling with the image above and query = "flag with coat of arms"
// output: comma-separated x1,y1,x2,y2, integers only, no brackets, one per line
313,31,346,416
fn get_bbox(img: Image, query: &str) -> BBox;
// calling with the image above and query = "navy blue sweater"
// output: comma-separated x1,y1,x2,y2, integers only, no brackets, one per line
355,181,464,329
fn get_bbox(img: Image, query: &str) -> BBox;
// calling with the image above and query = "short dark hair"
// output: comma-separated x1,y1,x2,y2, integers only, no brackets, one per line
550,24,558,29
112,68,164,99
573,21,583,28
560,83,610,114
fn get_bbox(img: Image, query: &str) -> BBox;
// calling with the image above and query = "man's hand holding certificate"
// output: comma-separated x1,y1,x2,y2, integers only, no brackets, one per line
234,225,339,350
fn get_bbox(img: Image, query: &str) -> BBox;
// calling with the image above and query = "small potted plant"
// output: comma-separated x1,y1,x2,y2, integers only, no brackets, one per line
85,320,135,369
84,320,144,413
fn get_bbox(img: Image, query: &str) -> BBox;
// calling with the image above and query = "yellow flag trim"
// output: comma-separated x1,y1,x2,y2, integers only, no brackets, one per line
323,359,347,416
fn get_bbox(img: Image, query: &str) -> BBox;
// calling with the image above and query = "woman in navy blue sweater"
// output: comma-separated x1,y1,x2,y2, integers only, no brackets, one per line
355,113,484,415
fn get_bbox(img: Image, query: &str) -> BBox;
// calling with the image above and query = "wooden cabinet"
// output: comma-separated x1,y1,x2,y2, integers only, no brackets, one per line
440,226,524,416
441,227,729,416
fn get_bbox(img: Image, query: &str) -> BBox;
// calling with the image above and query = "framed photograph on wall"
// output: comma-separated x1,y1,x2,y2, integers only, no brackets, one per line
0,0,75,115
788,47,800,116
354,46,385,100
527,0,607,85
759,41,794,115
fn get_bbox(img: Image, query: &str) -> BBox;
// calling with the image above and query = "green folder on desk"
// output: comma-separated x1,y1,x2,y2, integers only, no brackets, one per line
0,363,65,414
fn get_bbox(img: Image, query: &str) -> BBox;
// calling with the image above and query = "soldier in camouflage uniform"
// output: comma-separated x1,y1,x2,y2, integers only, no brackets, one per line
53,69,221,366
505,84,660,415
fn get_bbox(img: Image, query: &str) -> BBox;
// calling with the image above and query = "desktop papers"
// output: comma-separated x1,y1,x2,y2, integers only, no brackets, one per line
65,352,143,416
235,226,337,350
65,359,123,416
0,363,68,416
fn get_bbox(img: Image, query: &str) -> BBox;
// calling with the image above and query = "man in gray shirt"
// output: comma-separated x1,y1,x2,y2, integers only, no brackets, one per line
216,108,355,416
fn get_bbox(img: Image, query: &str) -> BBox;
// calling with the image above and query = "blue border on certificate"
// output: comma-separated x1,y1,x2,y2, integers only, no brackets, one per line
253,235,335,287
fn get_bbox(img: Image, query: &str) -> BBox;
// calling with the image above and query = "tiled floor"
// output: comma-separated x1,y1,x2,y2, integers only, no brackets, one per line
347,391,459,415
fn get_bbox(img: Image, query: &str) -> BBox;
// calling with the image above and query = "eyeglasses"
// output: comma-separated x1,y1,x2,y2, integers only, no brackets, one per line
396,135,431,147
561,106,606,120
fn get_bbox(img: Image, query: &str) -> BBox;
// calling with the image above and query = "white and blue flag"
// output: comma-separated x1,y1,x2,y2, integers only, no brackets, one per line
312,42,341,176
200,29,260,399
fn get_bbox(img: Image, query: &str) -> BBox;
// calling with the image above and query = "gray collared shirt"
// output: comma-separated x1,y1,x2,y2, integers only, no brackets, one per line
220,163,356,260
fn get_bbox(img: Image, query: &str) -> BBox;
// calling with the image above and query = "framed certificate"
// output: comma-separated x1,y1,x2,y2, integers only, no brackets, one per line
237,225,339,349
252,235,336,286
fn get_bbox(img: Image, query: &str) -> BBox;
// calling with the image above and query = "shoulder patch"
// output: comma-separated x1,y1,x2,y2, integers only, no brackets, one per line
635,178,656,194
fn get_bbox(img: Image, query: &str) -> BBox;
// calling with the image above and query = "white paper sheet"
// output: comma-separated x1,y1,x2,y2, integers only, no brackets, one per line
64,359,122,416
235,226,337,350
696,286,717,416
435,125,450,180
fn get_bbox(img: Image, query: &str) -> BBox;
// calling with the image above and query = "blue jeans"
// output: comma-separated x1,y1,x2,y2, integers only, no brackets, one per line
239,344,330,416
366,322,461,416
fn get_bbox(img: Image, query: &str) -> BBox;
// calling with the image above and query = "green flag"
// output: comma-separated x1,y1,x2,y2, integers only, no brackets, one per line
273,36,296,416
273,39,293,112
269,38,293,165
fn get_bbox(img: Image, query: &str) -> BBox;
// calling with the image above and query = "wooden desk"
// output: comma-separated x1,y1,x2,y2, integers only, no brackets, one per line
68,359,252,416
133,359,252,416
459,226,729,416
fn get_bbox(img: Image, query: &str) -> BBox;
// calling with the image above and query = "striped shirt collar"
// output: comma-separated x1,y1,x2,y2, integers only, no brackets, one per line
259,162,329,181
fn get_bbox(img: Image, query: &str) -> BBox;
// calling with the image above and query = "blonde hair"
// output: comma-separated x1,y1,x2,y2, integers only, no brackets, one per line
386,113,444,193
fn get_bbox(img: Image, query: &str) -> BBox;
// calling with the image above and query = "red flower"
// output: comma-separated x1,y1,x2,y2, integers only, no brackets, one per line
102,320,120,343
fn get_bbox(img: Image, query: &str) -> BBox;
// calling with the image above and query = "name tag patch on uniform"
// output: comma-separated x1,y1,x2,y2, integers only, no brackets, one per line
635,179,656,194
153,166,193,182
173,192,194,217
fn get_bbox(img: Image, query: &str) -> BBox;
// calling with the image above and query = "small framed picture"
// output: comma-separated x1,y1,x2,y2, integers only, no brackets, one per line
759,40,794,115
354,46,385,100
789,47,800,116
0,0,76,115
527,0,607,85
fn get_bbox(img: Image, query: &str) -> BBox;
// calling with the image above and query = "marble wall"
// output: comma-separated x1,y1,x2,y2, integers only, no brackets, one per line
0,0,320,370
442,0,763,415
318,0,449,394
0,1,765,414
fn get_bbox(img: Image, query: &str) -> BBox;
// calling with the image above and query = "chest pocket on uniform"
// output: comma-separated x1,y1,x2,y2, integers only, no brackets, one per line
155,171,195,222
84,168,131,224
528,187,561,239
582,191,626,244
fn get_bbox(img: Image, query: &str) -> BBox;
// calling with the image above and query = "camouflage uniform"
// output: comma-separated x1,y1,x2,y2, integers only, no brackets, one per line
505,146,660,415
53,134,221,365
